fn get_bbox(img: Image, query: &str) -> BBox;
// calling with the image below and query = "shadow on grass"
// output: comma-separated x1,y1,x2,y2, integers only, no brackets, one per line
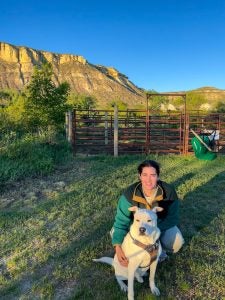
71,168,225,299
0,156,145,298
155,169,225,299
1,156,225,299
67,167,225,299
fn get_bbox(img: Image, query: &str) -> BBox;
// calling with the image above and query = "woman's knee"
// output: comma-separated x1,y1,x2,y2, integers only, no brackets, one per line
160,226,184,253
172,231,184,253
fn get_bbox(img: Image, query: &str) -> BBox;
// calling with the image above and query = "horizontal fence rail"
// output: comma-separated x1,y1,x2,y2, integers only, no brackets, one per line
66,108,225,156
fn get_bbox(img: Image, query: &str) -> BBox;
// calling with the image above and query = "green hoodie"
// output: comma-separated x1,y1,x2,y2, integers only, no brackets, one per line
111,180,179,245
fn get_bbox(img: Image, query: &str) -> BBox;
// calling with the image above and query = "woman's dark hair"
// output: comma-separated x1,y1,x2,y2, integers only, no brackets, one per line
137,160,160,176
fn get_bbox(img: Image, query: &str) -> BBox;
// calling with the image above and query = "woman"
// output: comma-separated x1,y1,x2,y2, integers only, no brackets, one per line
111,160,184,266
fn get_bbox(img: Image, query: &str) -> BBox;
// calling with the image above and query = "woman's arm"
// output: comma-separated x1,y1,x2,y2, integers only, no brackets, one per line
111,195,133,245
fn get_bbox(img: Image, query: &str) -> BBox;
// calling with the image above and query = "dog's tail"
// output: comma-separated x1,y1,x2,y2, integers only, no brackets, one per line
93,257,114,266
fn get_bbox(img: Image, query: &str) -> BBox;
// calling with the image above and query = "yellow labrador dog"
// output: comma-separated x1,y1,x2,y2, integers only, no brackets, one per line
93,206,163,300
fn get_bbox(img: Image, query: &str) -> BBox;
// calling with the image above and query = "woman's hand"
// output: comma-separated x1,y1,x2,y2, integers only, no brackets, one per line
114,245,129,267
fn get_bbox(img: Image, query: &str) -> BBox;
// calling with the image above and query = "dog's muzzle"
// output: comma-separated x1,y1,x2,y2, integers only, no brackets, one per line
139,227,146,235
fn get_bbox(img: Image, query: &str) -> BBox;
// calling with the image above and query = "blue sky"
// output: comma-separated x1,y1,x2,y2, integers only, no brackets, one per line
1,0,225,92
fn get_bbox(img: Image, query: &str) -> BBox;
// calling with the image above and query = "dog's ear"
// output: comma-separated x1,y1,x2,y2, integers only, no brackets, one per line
152,207,164,213
128,206,138,212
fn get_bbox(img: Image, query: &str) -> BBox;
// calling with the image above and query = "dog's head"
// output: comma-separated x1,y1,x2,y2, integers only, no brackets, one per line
128,206,163,237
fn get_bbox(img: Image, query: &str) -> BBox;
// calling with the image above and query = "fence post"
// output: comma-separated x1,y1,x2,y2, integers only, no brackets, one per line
65,111,69,140
114,105,118,157
105,112,108,146
185,113,190,154
65,111,74,145
146,109,150,154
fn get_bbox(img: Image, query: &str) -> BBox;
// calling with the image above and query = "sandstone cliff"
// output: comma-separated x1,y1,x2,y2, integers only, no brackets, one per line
0,42,145,108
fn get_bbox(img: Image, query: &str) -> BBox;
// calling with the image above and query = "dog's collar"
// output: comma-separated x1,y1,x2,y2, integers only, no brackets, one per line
129,232,160,266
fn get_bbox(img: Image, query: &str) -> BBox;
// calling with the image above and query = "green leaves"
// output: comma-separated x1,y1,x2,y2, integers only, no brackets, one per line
67,93,97,110
186,91,207,111
215,101,225,113
24,62,70,129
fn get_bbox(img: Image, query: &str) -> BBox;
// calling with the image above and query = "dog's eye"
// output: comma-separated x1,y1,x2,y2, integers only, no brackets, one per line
136,219,140,222
147,219,151,222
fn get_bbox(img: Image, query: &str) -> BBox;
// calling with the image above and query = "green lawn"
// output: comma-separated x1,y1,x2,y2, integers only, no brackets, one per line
0,153,225,299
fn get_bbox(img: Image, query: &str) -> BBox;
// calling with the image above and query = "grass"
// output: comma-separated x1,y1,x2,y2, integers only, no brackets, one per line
0,148,225,299
0,133,73,190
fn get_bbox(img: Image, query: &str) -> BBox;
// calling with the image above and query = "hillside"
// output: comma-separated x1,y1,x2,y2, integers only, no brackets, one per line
0,42,145,108
170,86,225,101
1,42,225,110
190,86,225,102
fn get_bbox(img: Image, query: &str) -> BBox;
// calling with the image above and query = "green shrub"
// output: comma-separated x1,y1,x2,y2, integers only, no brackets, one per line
0,133,72,188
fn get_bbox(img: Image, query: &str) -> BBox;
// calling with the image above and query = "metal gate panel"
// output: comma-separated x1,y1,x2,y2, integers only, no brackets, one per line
188,113,225,153
72,109,225,155
146,112,184,154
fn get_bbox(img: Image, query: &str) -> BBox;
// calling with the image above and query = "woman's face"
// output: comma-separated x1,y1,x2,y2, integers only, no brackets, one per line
139,166,158,191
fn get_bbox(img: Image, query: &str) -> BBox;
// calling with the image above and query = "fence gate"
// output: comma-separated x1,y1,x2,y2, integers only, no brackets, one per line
68,109,185,155
146,112,184,154
71,110,114,155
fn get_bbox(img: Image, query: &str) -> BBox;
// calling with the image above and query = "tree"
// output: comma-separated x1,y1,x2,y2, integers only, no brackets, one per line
5,93,26,125
0,89,21,108
0,91,28,134
185,92,207,111
67,93,97,110
146,90,169,111
109,99,128,111
24,62,70,129
215,101,225,113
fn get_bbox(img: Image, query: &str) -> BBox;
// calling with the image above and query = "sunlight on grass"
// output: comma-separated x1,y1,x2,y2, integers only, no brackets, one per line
0,154,225,299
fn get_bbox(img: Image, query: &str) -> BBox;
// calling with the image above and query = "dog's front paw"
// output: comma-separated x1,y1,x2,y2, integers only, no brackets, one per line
136,276,144,283
128,292,134,300
135,272,144,283
119,281,128,292
150,285,160,296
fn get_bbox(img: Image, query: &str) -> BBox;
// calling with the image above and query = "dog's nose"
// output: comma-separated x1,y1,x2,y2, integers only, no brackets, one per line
139,227,146,234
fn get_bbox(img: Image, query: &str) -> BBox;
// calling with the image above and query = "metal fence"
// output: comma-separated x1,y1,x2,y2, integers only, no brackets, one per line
65,108,225,155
